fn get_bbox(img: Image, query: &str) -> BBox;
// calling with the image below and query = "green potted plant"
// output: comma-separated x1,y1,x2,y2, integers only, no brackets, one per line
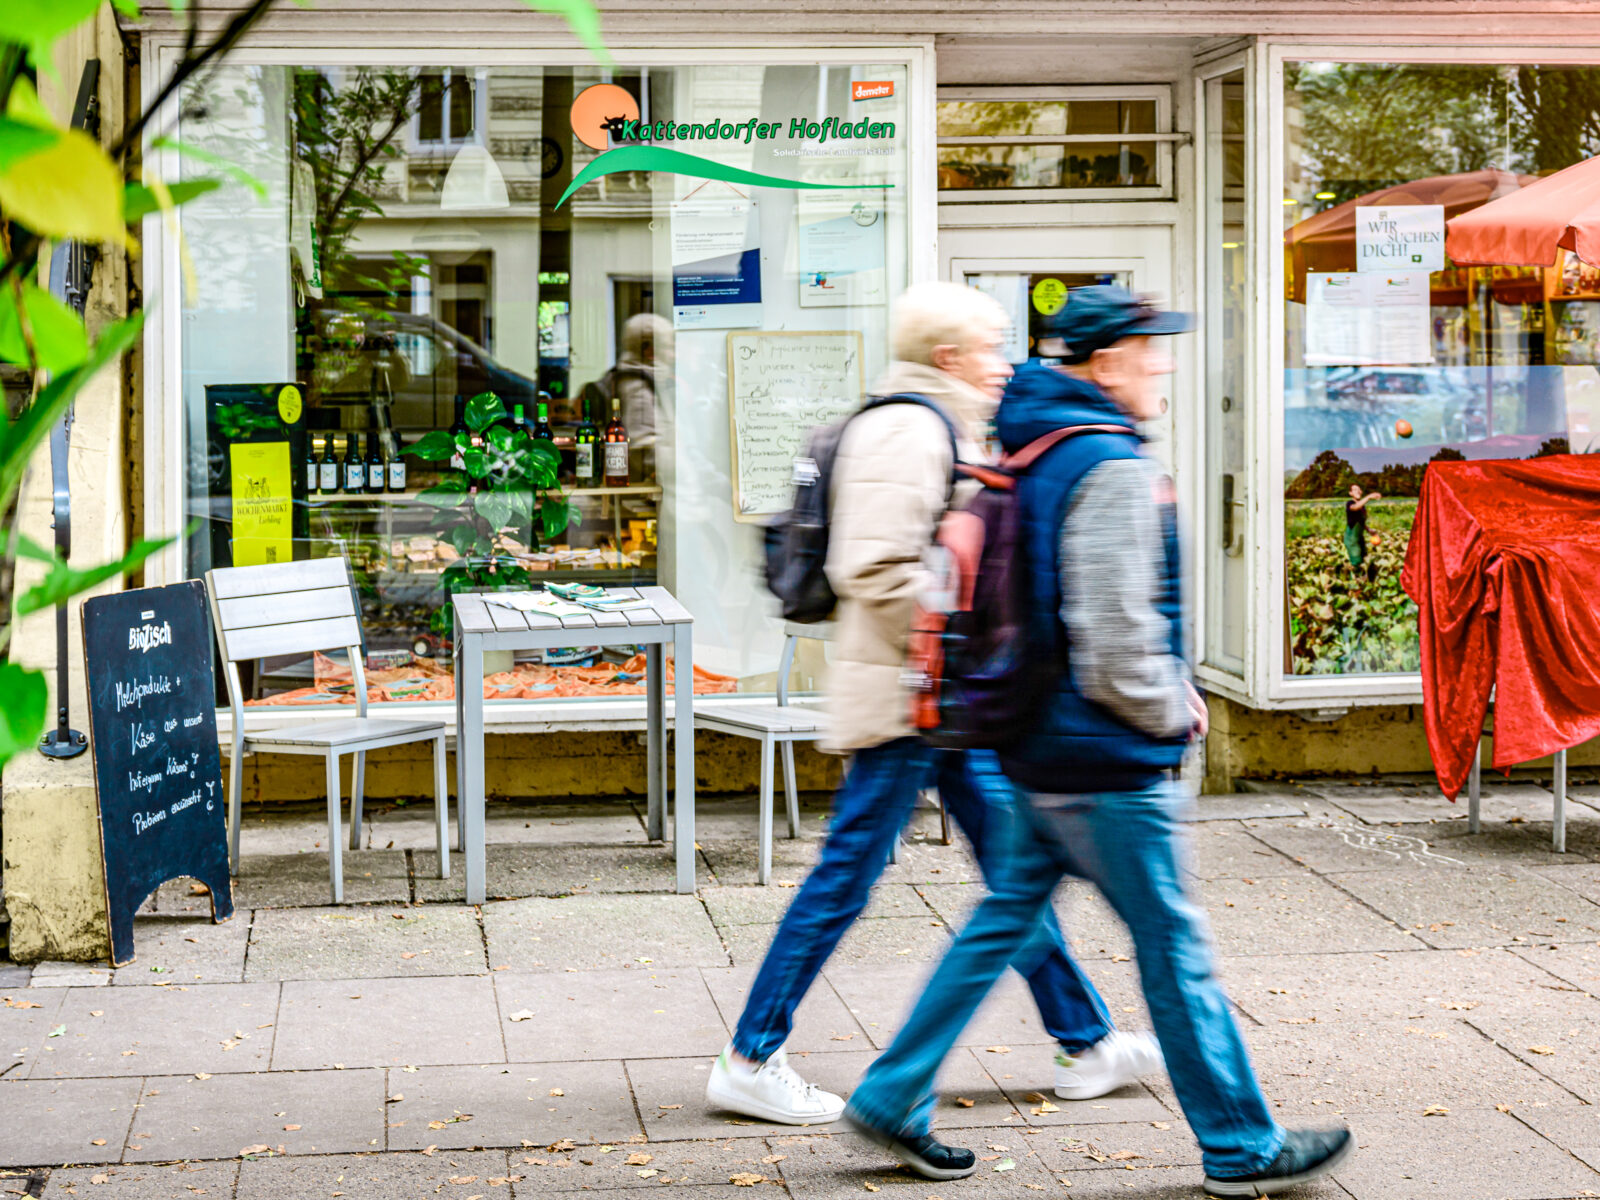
405,391,571,641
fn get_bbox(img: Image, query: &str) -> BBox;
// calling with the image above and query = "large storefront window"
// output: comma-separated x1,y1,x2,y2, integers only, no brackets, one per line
1282,61,1598,677
176,61,908,706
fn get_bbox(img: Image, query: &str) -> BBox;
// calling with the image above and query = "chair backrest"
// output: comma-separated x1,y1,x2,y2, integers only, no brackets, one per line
205,558,369,731
776,623,832,706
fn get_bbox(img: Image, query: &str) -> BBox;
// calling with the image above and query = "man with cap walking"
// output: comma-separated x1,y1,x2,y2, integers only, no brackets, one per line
843,287,1352,1196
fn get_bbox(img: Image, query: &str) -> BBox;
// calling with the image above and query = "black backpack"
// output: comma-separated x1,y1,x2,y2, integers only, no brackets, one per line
763,393,959,623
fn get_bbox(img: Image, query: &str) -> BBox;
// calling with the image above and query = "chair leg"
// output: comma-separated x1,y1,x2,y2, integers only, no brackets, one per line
456,742,468,854
1554,747,1568,854
781,741,800,838
349,751,367,852
326,751,344,904
758,737,775,886
1467,739,1482,833
939,787,952,846
228,750,244,875
434,733,450,878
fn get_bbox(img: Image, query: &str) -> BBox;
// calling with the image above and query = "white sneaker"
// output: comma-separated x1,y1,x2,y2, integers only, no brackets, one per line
1054,1031,1164,1100
705,1045,846,1125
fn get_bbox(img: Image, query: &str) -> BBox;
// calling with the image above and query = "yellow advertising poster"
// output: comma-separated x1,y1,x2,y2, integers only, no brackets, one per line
229,441,293,566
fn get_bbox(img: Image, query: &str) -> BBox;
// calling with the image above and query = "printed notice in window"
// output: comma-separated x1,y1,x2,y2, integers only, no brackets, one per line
1305,271,1432,366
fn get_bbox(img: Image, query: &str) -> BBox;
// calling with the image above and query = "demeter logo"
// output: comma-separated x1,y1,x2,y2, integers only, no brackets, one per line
852,81,894,101
560,82,895,208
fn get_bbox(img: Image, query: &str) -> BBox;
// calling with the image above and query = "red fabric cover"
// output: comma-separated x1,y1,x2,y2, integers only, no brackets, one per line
1401,455,1600,799
1445,153,1600,267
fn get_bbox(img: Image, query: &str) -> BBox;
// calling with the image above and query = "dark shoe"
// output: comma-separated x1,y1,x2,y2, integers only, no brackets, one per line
844,1108,977,1180
1203,1127,1353,1197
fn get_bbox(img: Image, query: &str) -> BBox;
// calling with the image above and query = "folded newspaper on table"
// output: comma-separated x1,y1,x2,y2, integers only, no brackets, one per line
483,591,651,616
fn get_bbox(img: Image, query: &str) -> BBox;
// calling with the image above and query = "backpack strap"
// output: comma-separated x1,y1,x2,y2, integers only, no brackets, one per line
1002,423,1134,471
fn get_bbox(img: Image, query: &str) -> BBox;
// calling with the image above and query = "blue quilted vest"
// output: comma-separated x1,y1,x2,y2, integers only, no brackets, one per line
995,360,1189,794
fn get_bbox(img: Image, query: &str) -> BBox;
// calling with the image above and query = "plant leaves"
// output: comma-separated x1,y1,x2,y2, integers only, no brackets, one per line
122,177,222,222
0,115,126,244
0,282,89,372
464,391,506,434
474,489,514,532
540,499,570,543
0,662,49,768
405,430,458,461
0,4,101,68
150,137,268,199
17,532,178,618
0,312,144,505
0,117,58,173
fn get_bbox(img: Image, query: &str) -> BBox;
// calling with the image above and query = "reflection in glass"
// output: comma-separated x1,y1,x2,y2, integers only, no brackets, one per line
1282,62,1600,676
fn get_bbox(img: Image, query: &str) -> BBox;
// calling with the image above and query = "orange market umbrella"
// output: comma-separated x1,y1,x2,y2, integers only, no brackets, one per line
1447,154,1600,266
1287,168,1529,301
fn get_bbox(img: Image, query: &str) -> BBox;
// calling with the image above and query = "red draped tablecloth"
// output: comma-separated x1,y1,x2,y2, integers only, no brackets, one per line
1401,455,1600,799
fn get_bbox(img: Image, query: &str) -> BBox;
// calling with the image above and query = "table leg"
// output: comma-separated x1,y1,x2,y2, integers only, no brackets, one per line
646,642,664,842
454,627,466,853
461,634,487,904
673,624,695,894
1554,747,1567,854
1467,740,1481,833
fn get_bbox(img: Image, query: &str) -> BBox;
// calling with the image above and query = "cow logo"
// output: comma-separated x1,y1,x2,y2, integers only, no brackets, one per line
570,83,640,152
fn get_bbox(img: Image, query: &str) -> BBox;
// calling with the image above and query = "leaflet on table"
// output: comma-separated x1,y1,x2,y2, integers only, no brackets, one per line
483,593,650,615
1305,271,1432,366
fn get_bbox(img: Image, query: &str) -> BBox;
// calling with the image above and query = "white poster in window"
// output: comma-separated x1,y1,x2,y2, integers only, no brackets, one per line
1306,271,1432,366
797,193,887,308
671,194,762,330
1355,205,1445,274
966,273,1031,363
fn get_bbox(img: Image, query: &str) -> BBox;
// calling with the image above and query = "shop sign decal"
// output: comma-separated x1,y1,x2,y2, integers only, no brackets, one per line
1355,205,1445,273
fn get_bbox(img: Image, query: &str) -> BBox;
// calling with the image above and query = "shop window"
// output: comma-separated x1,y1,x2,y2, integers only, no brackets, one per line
173,61,909,709
937,87,1170,199
1281,61,1600,678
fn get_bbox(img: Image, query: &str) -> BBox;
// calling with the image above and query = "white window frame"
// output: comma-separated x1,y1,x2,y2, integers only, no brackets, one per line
936,84,1175,202
1260,40,1600,710
408,66,491,152
137,38,936,720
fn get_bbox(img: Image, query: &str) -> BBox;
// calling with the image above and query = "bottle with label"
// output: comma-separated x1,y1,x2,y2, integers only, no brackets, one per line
604,396,629,487
387,438,408,492
574,392,599,488
512,402,527,437
448,395,468,471
365,432,385,495
343,433,364,493
305,438,320,495
318,435,339,494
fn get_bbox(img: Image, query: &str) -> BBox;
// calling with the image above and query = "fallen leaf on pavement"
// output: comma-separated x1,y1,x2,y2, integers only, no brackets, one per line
190,883,210,895
1151,1122,1171,1130
864,1185,880,1193
1030,1101,1059,1115
508,1010,534,1022
549,1139,576,1152
240,1145,271,1157
637,1169,659,1178
954,1098,975,1108
1422,1106,1450,1116
400,952,417,960
549,1088,564,1097
1528,1045,1556,1055
387,1094,403,1103
47,1025,65,1038
730,1174,765,1186
1109,1151,1141,1161
1496,1104,1513,1113
428,1122,448,1130
90,1174,108,1185
91,1139,107,1146
1278,1017,1315,1025
658,1104,682,1110
761,1155,786,1165
422,1146,437,1156
985,1046,1011,1054
625,1154,653,1166
448,1176,477,1185
831,1034,855,1041
1111,955,1131,963
994,1159,1016,1172
89,1011,103,1017
283,1125,300,1132
195,1073,210,1081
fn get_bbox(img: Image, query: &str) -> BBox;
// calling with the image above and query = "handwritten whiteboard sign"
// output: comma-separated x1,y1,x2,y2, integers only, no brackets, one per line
727,330,864,520
83,582,233,966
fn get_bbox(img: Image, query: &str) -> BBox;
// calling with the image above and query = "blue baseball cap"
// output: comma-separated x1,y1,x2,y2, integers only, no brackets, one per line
1047,285,1193,363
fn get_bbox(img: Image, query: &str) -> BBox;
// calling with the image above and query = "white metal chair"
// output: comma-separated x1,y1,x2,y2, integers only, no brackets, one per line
694,624,827,884
205,557,450,902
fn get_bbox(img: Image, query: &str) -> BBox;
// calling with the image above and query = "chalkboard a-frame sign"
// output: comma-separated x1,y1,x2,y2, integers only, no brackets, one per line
82,581,234,966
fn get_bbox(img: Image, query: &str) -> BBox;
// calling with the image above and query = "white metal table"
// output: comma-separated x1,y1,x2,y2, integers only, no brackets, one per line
452,585,695,902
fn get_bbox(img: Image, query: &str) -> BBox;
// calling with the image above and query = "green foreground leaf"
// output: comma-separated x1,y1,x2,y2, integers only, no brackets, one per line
17,533,177,618
0,662,49,767
0,127,126,244
122,178,223,222
0,283,90,372
151,137,268,200
0,118,58,173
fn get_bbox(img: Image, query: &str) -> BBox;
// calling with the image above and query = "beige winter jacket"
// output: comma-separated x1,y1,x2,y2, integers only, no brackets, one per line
821,361,995,753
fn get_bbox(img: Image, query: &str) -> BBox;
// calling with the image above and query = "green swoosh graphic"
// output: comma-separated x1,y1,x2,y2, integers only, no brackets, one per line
556,145,894,208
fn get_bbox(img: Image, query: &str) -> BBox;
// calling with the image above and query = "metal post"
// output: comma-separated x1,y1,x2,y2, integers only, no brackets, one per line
1553,748,1567,855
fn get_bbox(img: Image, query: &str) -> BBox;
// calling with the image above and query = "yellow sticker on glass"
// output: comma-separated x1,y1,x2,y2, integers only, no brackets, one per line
1031,277,1068,316
277,384,303,425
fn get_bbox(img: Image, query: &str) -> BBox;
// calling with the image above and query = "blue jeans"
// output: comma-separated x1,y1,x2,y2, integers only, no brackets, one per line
731,737,1115,1063
847,777,1285,1180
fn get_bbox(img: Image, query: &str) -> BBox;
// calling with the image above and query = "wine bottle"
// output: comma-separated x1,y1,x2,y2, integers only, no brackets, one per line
604,396,629,487
365,432,385,495
512,402,527,437
343,433,364,493
387,438,407,492
318,435,339,494
304,438,320,495
448,395,468,471
574,392,599,488
532,398,555,446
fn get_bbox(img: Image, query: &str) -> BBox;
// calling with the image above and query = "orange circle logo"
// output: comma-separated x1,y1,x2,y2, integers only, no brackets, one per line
570,83,640,152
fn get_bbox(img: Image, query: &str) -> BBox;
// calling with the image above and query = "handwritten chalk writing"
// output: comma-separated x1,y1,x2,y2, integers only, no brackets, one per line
183,714,203,727
163,718,177,732
132,809,167,835
115,675,172,712
728,332,863,517
166,757,191,778
130,722,155,752
169,791,202,815
129,768,163,793
128,621,173,653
